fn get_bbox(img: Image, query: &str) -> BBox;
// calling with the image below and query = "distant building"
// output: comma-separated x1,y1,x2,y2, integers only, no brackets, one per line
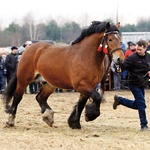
122,32,150,46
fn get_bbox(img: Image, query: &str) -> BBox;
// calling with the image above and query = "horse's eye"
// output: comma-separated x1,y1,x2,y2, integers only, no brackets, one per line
108,39,112,42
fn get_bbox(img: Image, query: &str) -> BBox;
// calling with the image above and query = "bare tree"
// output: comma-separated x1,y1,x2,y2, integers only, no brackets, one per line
22,12,45,41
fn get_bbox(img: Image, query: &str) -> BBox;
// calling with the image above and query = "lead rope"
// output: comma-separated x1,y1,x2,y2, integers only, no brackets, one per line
115,72,149,88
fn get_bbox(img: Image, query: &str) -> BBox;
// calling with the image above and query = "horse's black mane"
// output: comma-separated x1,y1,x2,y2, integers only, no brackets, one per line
71,21,119,45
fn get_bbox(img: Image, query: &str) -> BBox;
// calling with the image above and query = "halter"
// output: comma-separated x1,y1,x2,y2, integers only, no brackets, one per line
97,30,123,61
98,31,123,80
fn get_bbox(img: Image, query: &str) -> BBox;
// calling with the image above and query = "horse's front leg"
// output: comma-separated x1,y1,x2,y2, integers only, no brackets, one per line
85,90,101,122
6,92,23,127
68,94,89,129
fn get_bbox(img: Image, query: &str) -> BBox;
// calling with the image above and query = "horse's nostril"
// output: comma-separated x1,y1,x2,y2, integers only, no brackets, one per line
117,58,120,64
117,58,120,61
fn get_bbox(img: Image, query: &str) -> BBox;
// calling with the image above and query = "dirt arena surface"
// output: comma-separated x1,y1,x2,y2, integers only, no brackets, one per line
1,90,150,150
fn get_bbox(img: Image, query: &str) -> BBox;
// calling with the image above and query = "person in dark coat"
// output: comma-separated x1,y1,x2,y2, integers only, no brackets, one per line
5,46,18,84
113,40,150,131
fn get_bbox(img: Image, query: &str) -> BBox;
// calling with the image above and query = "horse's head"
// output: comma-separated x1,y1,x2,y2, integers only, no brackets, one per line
99,22,124,72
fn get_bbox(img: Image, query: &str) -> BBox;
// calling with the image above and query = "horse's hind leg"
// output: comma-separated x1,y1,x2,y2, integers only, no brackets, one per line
36,82,55,127
3,74,26,127
5,92,23,126
68,94,89,129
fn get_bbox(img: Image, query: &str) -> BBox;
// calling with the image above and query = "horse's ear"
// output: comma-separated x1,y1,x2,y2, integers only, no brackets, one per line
105,22,110,30
116,22,120,29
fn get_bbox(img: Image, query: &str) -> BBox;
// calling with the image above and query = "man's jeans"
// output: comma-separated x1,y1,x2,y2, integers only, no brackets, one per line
118,84,148,128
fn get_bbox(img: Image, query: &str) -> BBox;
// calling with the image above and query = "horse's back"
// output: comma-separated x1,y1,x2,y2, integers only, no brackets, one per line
17,42,74,89
17,42,52,79
35,43,73,88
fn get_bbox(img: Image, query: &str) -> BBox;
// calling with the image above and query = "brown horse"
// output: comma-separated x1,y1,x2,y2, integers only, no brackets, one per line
3,21,124,129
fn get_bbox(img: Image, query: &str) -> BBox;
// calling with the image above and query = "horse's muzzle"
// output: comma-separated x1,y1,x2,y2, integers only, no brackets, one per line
115,64,122,73
115,58,123,72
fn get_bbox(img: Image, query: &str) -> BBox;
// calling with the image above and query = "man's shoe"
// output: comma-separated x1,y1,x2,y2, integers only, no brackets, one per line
141,125,150,131
113,95,120,110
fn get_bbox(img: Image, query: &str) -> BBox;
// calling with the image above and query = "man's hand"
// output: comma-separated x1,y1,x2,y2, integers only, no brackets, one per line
147,71,150,77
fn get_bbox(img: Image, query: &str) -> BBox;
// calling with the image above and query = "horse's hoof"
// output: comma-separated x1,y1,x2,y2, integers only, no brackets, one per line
42,109,54,127
68,118,81,129
85,112,100,122
85,102,100,121
6,114,15,127
85,113,100,122
43,117,54,127
6,121,14,127
68,122,81,129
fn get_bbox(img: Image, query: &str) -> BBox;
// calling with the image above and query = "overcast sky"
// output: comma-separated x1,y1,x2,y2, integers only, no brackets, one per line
0,0,150,27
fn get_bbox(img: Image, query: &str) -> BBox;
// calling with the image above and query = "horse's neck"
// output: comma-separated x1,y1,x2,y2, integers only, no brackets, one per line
97,51,105,63
79,33,105,63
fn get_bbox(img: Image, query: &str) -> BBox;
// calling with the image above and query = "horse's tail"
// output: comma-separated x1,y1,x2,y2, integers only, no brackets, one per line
2,73,17,112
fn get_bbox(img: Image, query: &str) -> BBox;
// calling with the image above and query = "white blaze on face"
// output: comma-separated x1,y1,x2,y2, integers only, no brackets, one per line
114,34,119,39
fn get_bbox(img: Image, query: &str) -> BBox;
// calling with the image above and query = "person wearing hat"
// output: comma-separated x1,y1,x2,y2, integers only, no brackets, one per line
17,41,32,62
125,42,136,59
18,41,32,55
5,46,18,84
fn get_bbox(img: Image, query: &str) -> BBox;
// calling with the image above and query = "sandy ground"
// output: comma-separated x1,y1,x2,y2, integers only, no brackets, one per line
1,90,150,150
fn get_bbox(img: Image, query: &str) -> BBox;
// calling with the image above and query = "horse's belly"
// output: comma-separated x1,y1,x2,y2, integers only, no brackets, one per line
39,73,73,89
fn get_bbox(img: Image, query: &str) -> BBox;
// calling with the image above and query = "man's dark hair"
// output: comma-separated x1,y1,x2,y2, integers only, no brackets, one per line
137,40,147,48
